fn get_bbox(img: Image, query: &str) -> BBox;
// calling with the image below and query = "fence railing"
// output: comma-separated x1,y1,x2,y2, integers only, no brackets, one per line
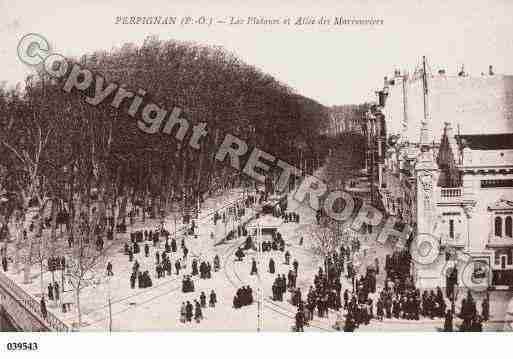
440,187,462,198
0,271,69,332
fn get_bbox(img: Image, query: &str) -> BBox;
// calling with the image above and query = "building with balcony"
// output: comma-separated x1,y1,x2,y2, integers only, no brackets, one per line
377,64,513,229
414,124,513,289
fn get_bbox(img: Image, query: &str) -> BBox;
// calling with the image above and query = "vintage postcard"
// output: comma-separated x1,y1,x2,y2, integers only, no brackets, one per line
0,0,512,344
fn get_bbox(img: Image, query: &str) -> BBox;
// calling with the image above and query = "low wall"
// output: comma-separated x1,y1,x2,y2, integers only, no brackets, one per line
0,271,69,332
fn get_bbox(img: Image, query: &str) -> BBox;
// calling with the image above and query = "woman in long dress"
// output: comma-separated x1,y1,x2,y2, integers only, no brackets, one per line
179,302,186,323
194,300,203,323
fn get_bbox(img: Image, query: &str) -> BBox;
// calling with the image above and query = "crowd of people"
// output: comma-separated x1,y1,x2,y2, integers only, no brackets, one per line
191,258,214,279
47,281,61,302
266,224,493,333
282,211,300,223
271,274,289,301
233,286,254,308
179,289,218,323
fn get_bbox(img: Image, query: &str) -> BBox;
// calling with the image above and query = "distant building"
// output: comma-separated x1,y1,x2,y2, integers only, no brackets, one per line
325,105,367,136
362,104,386,206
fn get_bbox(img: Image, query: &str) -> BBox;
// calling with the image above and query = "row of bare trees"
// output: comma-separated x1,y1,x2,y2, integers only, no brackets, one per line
0,36,335,328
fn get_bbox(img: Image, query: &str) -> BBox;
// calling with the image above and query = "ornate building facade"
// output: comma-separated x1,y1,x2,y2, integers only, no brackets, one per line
414,123,513,289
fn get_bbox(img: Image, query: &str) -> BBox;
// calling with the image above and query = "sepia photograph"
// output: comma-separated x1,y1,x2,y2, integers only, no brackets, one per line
0,0,512,353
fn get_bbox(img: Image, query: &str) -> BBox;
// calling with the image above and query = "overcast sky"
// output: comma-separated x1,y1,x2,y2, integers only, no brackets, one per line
1,0,512,106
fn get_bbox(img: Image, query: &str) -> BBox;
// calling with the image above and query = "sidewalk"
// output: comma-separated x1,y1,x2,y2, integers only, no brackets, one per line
1,187,252,330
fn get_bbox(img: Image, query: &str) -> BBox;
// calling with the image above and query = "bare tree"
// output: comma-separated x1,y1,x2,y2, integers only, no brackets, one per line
308,218,344,273
66,201,107,329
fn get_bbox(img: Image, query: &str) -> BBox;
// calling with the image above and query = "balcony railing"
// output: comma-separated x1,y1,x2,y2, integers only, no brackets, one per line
440,233,465,247
440,187,462,198
487,232,513,247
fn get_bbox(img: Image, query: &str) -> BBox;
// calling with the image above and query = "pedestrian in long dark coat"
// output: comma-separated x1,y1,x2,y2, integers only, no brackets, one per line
214,255,220,271
180,302,186,323
54,282,60,301
138,272,144,288
281,274,287,293
272,280,278,301
444,309,453,332
209,290,217,307
250,258,257,275
200,291,207,308
166,259,172,276
269,258,275,274
47,283,54,301
376,298,384,320
185,301,193,322
194,300,203,322
40,297,48,319
156,264,162,279
248,286,254,304
106,262,113,276
130,272,136,289
192,259,198,276
295,309,305,332
1,256,7,272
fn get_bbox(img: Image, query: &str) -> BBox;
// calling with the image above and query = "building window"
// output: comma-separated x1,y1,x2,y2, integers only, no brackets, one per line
473,261,487,279
481,179,513,188
506,216,513,238
449,219,454,239
495,217,503,237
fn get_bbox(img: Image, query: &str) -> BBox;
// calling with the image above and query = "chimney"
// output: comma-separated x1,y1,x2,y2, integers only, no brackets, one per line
489,65,494,76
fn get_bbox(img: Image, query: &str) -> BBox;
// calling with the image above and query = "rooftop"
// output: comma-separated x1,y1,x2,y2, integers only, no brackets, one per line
457,134,513,150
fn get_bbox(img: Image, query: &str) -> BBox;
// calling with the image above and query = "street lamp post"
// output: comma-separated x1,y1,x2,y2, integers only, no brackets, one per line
107,275,112,332
256,224,263,332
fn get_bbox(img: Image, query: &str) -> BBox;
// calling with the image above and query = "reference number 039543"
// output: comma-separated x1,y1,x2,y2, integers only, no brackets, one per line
6,342,39,351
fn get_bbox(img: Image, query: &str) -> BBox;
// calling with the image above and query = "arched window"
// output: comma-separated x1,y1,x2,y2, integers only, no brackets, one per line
506,216,513,238
495,217,503,237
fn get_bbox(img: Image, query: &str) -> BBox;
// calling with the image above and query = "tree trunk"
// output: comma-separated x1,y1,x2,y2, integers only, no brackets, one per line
50,198,58,254
14,219,23,273
75,286,82,329
40,259,44,297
